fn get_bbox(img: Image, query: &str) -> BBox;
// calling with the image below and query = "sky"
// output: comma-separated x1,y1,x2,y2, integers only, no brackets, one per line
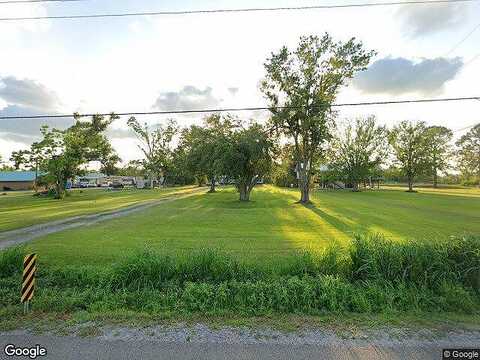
0,0,479,164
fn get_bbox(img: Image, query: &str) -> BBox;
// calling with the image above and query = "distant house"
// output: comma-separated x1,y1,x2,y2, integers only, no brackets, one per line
0,171,38,191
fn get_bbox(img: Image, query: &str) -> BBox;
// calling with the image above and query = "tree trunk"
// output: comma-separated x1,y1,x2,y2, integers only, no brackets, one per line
433,171,438,188
352,182,360,192
54,181,65,199
238,183,250,201
208,178,216,193
297,167,310,203
33,163,38,193
300,183,309,203
407,177,413,192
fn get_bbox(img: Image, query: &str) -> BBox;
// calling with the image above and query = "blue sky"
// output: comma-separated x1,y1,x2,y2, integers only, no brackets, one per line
0,0,479,162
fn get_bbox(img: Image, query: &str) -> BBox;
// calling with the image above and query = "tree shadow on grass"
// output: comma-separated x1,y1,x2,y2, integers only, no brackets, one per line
300,201,371,240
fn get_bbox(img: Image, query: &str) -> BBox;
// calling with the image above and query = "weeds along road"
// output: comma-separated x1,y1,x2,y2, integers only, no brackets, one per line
0,188,202,250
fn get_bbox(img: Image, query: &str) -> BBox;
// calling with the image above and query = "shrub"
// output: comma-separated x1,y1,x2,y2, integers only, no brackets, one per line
109,249,177,290
0,246,25,278
1,234,479,316
349,234,480,291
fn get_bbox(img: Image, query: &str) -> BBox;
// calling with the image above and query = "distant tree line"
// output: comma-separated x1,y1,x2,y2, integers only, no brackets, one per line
5,33,479,201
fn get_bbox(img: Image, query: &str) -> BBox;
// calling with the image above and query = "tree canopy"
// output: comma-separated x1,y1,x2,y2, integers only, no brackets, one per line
424,126,453,188
221,123,275,201
11,114,119,198
456,124,480,180
180,114,240,192
261,33,375,203
389,121,429,192
329,116,388,191
127,117,178,187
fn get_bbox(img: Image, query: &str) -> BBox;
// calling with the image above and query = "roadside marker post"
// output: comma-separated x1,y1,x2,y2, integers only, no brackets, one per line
21,254,37,314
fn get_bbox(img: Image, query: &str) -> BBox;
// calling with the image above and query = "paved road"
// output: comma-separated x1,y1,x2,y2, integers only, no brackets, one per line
0,189,201,250
0,334,450,360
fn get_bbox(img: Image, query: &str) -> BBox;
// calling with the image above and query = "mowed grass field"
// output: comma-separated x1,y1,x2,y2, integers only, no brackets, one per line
0,186,195,232
23,185,480,267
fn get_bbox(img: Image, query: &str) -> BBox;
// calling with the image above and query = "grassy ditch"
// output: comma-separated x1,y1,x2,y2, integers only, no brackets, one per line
1,234,479,320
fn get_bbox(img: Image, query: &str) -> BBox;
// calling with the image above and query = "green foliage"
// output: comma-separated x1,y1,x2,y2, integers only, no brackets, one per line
10,114,119,198
2,234,478,316
0,246,25,278
221,123,275,201
178,114,240,190
116,160,146,177
350,234,480,291
0,154,14,171
456,124,480,178
461,177,480,186
272,145,297,188
127,117,179,186
329,116,388,191
424,126,453,187
261,33,375,202
388,120,430,191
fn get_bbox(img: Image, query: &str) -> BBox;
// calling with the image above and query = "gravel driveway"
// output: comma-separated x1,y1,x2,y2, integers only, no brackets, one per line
0,189,201,250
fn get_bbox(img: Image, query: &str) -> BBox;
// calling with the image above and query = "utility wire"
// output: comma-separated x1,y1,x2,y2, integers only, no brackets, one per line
0,0,477,21
463,52,480,67
0,0,84,4
453,122,479,132
1,96,479,120
445,22,480,56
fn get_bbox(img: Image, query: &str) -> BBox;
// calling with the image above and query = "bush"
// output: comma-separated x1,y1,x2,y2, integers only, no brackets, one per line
349,234,480,291
1,234,479,316
461,177,480,187
108,249,267,289
109,250,177,290
0,246,25,278
11,276,479,315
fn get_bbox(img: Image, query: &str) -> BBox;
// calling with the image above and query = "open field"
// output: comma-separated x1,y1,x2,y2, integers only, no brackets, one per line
0,186,195,232
1,185,479,325
21,185,480,267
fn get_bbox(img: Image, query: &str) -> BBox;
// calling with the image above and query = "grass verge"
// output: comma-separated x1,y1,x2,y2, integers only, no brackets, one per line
1,234,479,328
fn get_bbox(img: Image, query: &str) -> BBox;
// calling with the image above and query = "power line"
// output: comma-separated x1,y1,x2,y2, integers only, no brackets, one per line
464,52,480,67
1,96,479,120
0,0,477,21
0,0,83,4
445,22,480,56
453,122,479,132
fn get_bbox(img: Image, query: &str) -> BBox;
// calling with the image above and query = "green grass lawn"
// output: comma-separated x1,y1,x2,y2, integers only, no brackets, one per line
25,185,480,267
0,186,195,232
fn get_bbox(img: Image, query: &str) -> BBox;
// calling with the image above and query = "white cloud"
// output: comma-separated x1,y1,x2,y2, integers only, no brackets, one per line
396,3,469,37
153,86,222,111
0,105,73,143
353,57,463,95
0,76,61,111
